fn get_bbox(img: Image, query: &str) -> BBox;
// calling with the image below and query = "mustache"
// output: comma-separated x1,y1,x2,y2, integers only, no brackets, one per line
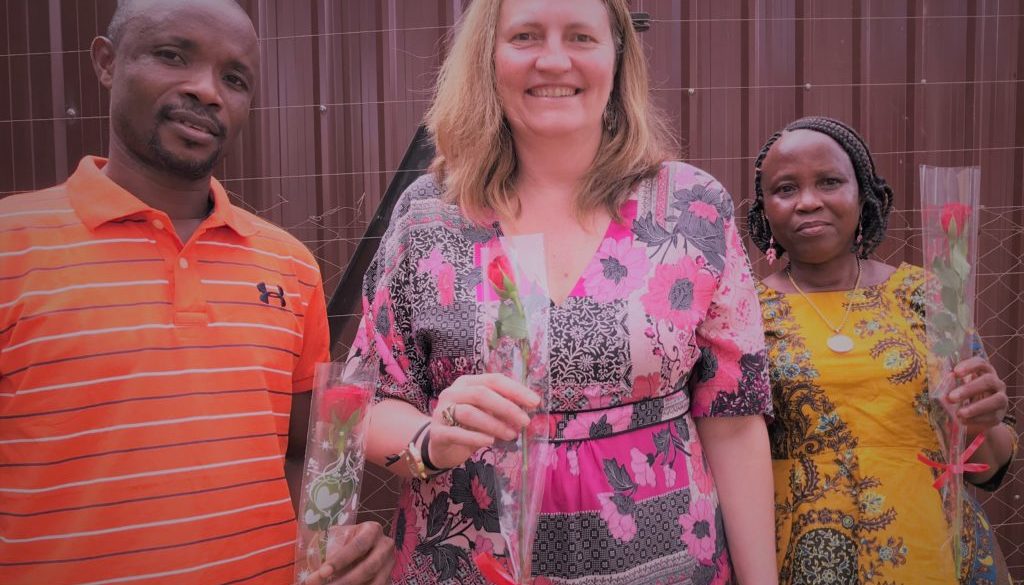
158,103,226,137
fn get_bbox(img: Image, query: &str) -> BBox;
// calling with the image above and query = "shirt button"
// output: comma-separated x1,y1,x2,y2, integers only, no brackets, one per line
153,219,165,230
178,258,189,269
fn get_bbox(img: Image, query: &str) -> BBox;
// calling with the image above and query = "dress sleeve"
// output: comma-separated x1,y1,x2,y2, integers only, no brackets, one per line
970,420,1016,491
348,186,431,414
689,188,772,418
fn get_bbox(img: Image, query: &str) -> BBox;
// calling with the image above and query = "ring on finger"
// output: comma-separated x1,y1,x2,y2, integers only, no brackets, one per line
441,403,461,428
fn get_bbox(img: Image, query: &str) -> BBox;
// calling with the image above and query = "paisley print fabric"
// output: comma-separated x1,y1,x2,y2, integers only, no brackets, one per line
759,263,1007,585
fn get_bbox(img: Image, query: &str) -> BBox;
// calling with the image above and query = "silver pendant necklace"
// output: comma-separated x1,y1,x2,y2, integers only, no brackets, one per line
786,257,862,354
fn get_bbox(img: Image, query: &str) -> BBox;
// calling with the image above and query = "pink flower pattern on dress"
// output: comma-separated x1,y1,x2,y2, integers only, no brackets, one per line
359,163,770,583
566,448,580,476
630,448,656,487
561,408,631,441
369,290,410,384
471,476,493,510
663,465,677,488
598,492,638,542
679,497,717,565
436,263,455,306
582,237,651,303
392,489,421,579
641,256,717,331
688,200,720,223
419,248,456,306
418,248,446,273
632,373,661,400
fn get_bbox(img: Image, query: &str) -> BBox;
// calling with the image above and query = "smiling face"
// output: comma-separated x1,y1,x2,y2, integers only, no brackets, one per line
96,0,258,181
493,0,617,143
760,129,863,265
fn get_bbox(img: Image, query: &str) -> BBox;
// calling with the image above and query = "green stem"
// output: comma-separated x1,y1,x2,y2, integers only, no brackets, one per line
518,338,531,584
318,528,327,565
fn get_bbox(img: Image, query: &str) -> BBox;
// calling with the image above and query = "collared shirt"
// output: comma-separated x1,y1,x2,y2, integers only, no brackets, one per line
0,157,329,585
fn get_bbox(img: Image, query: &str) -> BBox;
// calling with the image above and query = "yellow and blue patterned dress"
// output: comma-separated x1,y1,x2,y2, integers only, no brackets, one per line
758,263,1006,585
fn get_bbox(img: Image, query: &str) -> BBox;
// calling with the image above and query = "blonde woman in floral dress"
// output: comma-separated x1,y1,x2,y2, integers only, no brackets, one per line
351,1,779,583
748,116,1017,584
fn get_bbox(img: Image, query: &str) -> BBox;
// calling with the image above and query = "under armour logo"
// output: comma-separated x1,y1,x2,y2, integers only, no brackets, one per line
256,282,287,307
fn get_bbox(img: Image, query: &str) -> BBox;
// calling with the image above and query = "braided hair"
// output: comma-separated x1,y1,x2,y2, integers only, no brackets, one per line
748,116,895,260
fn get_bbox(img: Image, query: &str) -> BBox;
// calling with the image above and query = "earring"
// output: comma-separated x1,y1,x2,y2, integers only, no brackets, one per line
603,101,618,134
851,223,863,253
766,237,778,265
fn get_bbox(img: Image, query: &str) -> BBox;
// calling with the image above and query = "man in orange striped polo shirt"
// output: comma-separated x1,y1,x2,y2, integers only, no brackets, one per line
0,1,392,584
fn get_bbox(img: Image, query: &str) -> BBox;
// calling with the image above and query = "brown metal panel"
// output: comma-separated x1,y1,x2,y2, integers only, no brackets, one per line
0,54,11,129
0,122,13,194
9,52,30,122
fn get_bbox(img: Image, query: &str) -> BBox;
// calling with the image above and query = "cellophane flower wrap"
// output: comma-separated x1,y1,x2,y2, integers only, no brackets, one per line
294,361,375,583
474,234,551,585
917,165,985,570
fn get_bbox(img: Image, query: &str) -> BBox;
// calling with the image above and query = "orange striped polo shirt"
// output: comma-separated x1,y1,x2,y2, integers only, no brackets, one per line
0,157,329,585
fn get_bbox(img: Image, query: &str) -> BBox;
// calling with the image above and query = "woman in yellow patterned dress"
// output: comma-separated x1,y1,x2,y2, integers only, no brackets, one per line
746,116,1018,585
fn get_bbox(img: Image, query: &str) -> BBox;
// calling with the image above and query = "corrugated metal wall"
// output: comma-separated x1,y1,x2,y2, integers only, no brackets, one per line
1,0,1021,577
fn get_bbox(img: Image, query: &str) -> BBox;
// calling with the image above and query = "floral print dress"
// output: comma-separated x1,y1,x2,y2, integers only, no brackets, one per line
353,161,772,585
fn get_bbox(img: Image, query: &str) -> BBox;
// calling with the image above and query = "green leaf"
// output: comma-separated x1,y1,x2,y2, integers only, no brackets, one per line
345,408,362,432
932,337,958,358
335,433,349,456
488,324,500,349
941,285,960,315
957,303,972,330
497,301,528,340
929,311,957,335
502,274,518,297
950,245,971,280
931,258,959,291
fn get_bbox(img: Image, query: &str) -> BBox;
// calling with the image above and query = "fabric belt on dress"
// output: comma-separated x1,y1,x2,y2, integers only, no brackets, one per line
547,386,691,444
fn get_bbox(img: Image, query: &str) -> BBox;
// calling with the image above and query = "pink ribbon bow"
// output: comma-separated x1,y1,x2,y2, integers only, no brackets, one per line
917,433,990,490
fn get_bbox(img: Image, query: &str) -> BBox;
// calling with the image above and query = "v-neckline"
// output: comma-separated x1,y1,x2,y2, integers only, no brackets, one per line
492,210,624,309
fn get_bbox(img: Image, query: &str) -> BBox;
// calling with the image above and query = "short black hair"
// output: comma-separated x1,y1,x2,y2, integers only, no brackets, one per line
748,116,895,260
106,0,246,47
105,0,134,46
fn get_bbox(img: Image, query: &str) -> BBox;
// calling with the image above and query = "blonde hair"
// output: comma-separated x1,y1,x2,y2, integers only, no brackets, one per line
425,0,673,223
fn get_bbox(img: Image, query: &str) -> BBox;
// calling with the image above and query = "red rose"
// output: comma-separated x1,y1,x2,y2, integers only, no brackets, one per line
319,384,372,425
940,202,971,236
487,254,514,296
